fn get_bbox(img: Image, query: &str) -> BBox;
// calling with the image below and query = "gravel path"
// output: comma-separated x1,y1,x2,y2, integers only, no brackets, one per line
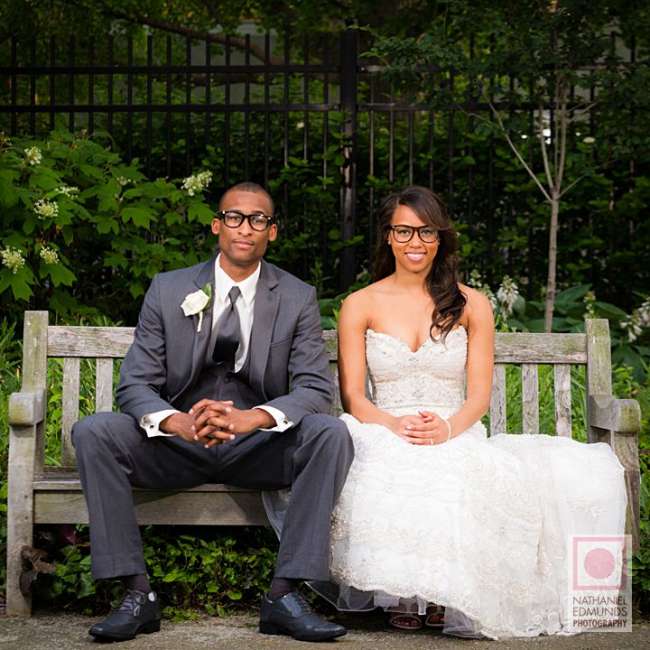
0,612,648,650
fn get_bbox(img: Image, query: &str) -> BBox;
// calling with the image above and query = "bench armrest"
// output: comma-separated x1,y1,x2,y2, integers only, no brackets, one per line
588,395,641,434
8,390,46,427
588,394,641,553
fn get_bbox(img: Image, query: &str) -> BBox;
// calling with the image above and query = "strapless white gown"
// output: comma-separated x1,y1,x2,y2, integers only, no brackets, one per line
327,327,627,639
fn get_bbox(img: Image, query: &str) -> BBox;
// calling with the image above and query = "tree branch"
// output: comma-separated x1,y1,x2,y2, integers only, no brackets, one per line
559,173,586,198
70,0,284,65
487,99,552,202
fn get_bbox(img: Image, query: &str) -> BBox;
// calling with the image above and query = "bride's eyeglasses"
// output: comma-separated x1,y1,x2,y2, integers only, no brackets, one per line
388,225,439,244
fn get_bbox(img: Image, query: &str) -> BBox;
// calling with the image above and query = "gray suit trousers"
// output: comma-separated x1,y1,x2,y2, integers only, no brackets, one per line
72,412,353,582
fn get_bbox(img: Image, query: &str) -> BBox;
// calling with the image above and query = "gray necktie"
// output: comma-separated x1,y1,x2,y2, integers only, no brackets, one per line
212,286,242,368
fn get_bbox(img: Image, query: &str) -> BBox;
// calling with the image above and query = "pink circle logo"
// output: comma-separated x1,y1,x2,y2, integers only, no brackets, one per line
584,547,615,580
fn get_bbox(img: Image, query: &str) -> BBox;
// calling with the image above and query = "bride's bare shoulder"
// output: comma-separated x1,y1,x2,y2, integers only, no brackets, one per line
458,283,494,328
340,280,392,324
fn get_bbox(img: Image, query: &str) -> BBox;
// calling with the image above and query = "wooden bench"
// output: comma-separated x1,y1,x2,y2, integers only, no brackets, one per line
6,311,641,616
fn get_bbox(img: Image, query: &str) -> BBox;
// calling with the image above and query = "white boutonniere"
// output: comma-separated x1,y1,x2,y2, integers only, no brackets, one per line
181,284,212,332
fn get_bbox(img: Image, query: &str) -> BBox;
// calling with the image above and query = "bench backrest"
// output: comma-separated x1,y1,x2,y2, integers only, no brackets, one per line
20,311,613,471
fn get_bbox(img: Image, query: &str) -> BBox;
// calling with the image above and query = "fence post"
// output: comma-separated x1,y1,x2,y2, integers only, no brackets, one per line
339,26,358,290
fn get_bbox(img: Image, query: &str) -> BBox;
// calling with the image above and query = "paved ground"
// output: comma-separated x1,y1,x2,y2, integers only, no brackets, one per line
0,612,648,650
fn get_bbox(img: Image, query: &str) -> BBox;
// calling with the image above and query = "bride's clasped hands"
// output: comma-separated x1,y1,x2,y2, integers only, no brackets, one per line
390,411,453,445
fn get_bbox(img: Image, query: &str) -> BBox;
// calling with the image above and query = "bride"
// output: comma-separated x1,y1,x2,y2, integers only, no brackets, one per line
326,185,627,638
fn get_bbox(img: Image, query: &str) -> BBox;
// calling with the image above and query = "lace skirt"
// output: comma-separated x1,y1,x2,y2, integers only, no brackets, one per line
263,411,627,639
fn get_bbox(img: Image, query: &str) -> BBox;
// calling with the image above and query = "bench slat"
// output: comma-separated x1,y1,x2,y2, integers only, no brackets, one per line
494,333,586,363
48,326,586,364
554,364,572,437
490,364,506,434
95,359,114,413
61,358,80,466
34,488,268,526
522,364,539,434
48,326,135,357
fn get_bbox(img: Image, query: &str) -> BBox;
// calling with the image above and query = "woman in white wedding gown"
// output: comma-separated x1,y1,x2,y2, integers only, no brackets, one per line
327,185,627,639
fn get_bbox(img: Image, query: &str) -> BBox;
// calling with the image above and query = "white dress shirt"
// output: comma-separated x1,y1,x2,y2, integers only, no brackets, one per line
141,255,293,437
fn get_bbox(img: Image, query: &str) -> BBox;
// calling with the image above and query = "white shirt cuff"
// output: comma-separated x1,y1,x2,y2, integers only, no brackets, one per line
254,406,293,432
140,409,179,437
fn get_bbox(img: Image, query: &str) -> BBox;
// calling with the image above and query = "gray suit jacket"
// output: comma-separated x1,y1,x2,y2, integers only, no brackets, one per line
116,256,334,426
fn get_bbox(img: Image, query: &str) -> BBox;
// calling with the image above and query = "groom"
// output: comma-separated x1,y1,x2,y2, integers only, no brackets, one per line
72,182,353,642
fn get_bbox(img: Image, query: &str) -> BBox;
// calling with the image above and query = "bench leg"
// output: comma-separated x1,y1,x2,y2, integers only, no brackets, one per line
6,423,37,616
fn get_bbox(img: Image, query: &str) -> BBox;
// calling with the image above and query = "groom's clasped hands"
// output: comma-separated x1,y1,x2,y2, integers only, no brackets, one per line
162,399,275,447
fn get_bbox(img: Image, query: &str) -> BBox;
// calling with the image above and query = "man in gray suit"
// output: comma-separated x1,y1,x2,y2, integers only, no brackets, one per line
72,182,353,642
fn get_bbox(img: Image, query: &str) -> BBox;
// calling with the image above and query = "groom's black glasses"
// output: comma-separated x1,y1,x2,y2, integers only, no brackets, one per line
217,210,276,231
388,224,439,244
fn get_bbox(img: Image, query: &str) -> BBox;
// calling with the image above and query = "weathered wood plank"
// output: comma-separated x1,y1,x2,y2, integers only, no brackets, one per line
47,325,586,365
522,364,539,434
494,333,586,363
323,329,337,362
34,490,268,526
6,311,49,616
33,477,259,492
61,358,80,466
489,364,506,435
586,319,612,443
328,360,343,416
95,358,114,413
48,326,135,357
554,364,572,437
607,429,641,553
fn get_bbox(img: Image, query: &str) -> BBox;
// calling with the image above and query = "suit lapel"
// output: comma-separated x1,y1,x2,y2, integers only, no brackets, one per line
172,256,216,402
249,260,280,399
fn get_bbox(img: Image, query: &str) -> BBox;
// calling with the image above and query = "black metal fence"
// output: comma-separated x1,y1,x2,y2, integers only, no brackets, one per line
0,26,644,293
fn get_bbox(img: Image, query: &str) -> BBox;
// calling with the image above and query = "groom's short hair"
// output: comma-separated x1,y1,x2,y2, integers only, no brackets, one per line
219,182,274,215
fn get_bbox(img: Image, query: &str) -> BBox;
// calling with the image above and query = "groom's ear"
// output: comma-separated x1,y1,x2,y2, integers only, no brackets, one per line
211,218,221,237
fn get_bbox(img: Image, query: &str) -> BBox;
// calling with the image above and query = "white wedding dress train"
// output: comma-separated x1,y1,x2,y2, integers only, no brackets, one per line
324,326,627,639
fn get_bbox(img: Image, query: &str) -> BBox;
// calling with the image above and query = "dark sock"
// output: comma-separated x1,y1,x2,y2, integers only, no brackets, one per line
123,573,151,593
269,577,298,600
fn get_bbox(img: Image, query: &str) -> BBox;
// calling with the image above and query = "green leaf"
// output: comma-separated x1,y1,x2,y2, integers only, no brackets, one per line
122,206,155,228
0,169,19,208
47,264,76,287
188,201,214,224
0,265,35,301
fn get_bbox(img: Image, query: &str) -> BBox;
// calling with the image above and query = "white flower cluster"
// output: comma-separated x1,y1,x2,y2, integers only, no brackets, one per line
1,247,26,274
116,176,131,187
583,290,596,318
496,275,520,317
24,146,42,166
467,269,497,310
56,185,79,198
34,198,59,219
181,170,212,196
621,298,650,343
39,246,59,265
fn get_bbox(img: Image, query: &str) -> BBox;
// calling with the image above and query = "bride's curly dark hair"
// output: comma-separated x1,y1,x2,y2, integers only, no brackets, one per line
372,185,466,341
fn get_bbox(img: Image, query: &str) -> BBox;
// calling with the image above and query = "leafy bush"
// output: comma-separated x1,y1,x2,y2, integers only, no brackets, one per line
31,525,277,619
0,130,216,321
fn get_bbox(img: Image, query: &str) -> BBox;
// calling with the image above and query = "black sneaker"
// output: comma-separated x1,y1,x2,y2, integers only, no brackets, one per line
89,589,161,641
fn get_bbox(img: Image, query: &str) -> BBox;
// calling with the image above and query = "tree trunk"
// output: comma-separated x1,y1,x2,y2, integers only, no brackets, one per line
544,193,560,331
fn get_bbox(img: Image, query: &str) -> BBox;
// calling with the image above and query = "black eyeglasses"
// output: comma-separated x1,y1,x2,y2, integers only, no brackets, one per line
217,210,276,231
388,224,439,243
